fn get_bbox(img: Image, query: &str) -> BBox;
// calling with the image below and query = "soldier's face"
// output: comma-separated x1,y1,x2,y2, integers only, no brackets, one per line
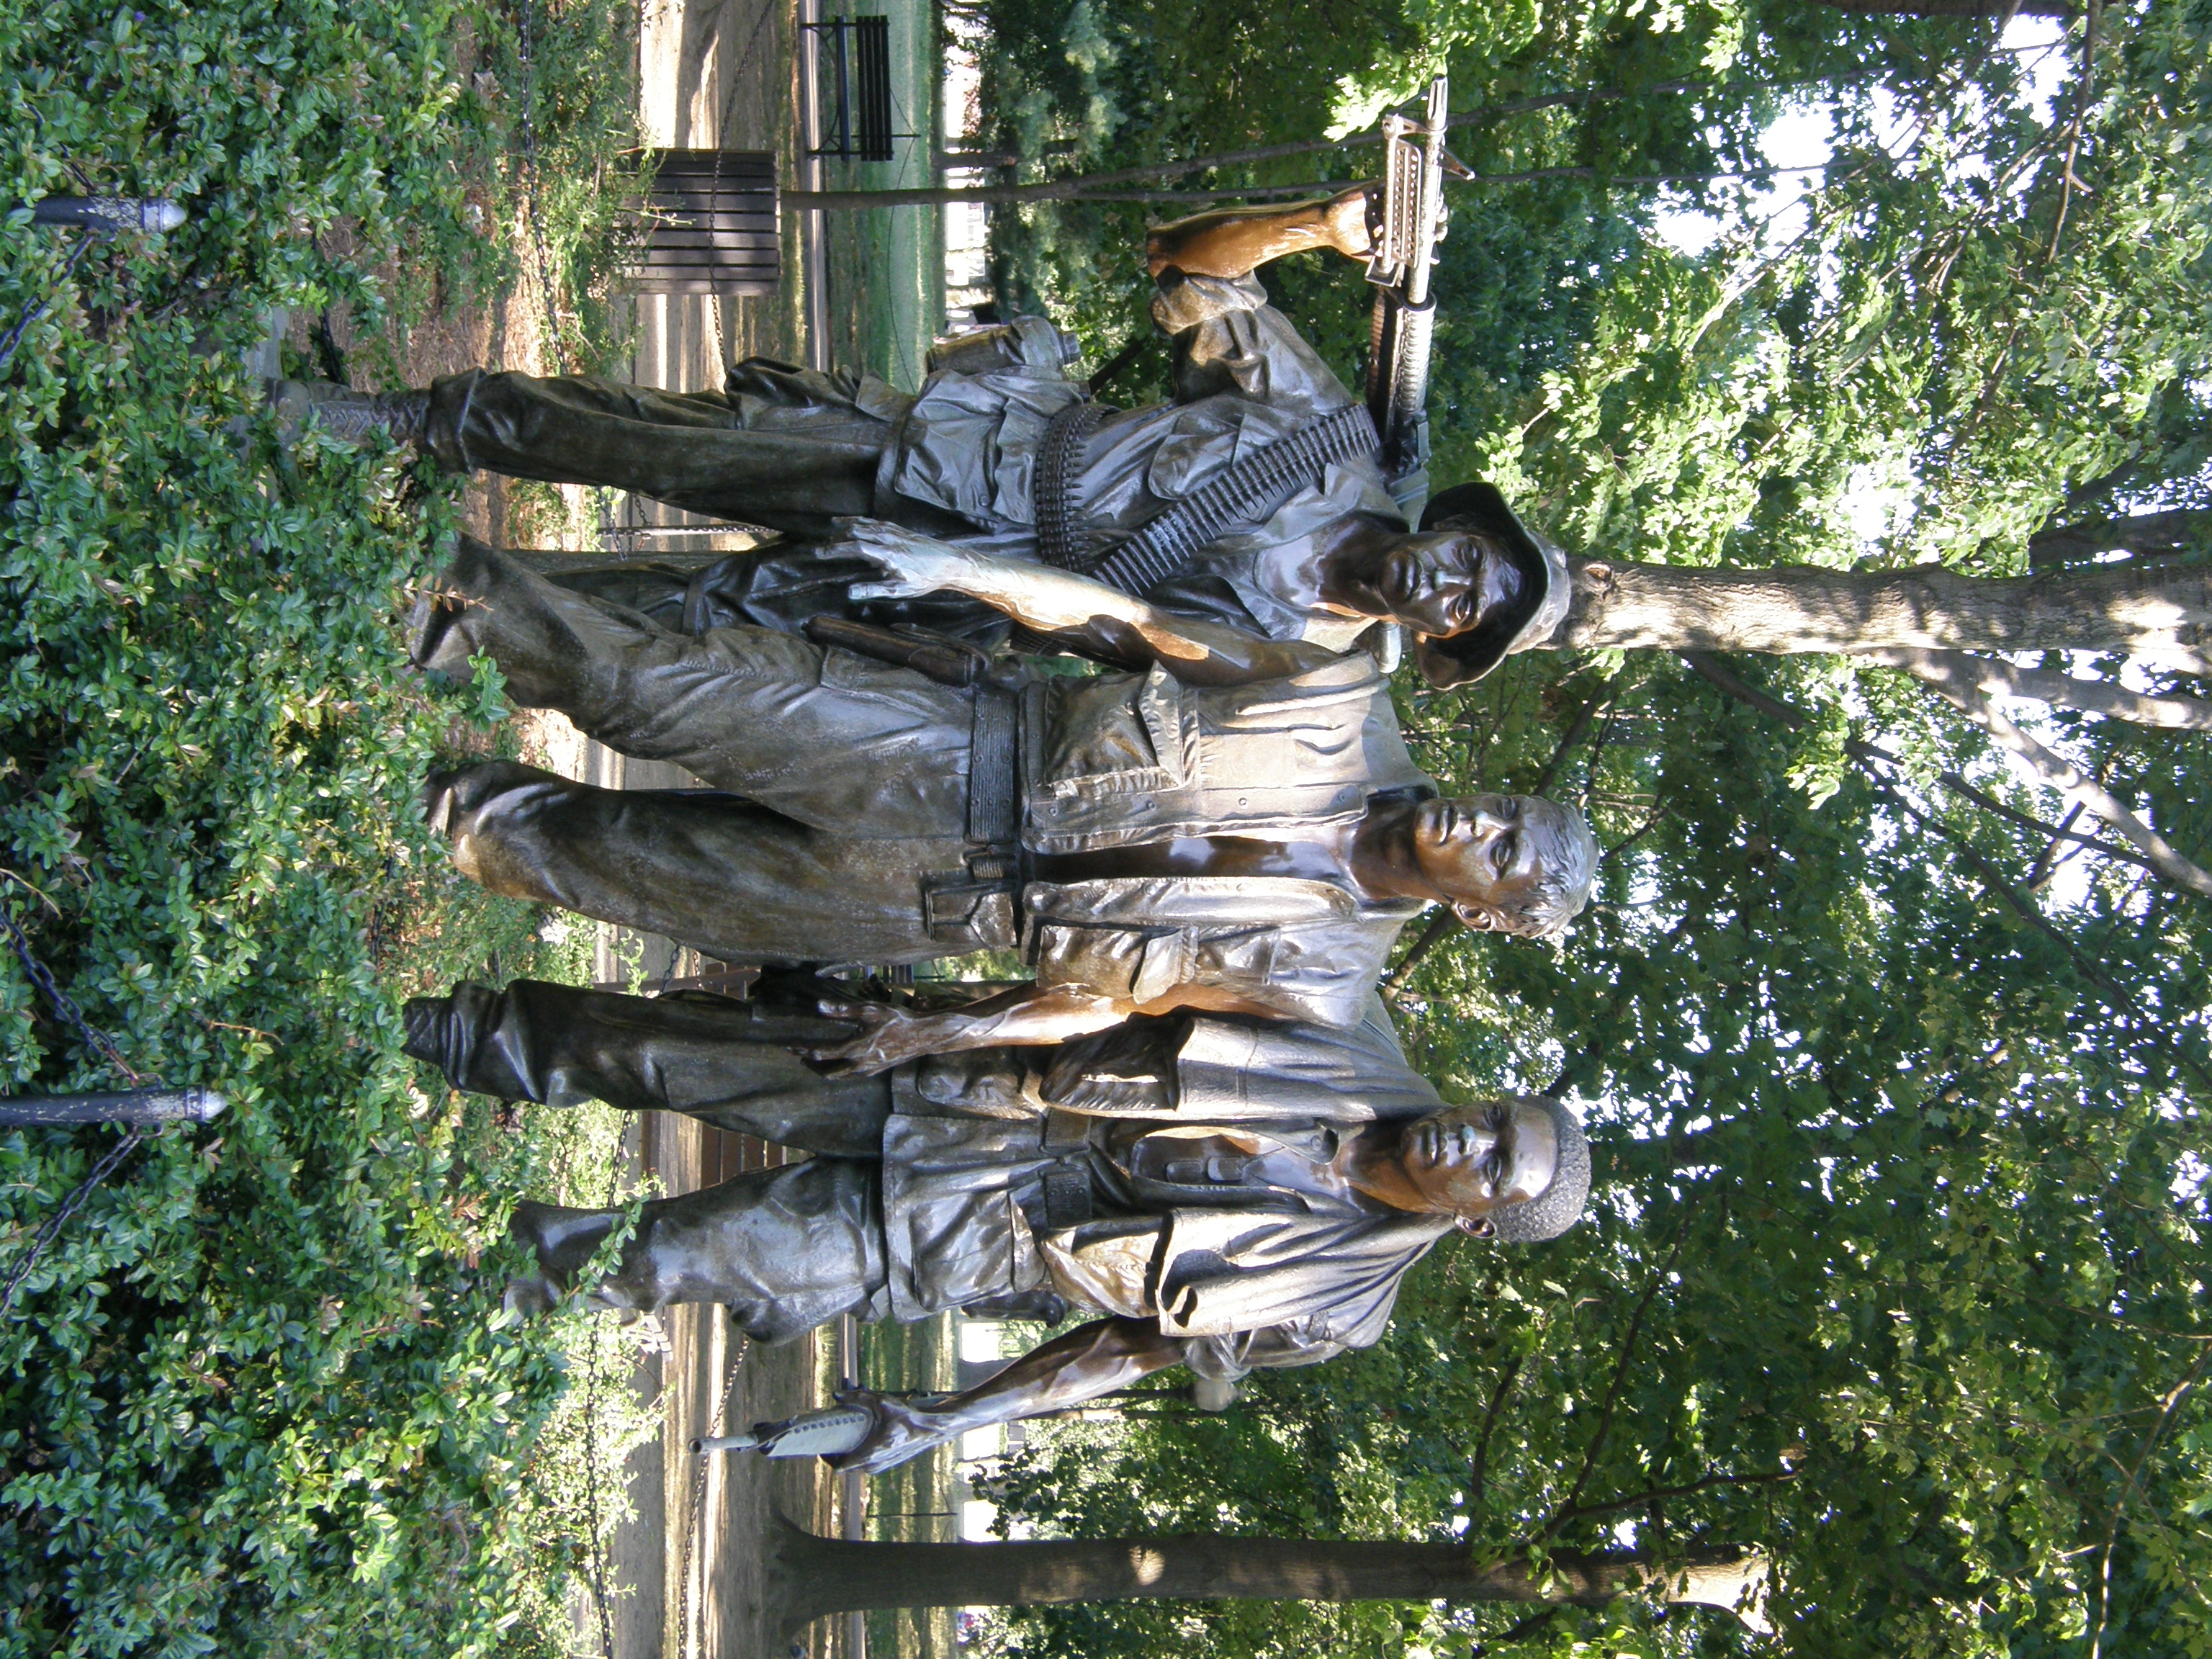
1393,1100,1559,1220
1408,793,1566,930
1364,531,1524,637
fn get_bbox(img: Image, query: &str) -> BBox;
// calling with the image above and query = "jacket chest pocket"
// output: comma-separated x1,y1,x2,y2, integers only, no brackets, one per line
1030,922,1281,1007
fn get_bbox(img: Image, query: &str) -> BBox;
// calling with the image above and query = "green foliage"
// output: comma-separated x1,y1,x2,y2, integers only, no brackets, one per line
971,11,2212,1650
984,647,2212,1658
0,0,645,1653
979,0,2211,589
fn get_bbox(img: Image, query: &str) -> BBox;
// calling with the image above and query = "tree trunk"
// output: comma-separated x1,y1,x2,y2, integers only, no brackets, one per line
763,1513,1763,1637
1555,558,2212,673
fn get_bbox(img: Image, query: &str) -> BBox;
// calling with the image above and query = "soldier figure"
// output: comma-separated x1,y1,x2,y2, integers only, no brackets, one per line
413,529,1599,1062
400,978,1591,1473
282,191,1568,687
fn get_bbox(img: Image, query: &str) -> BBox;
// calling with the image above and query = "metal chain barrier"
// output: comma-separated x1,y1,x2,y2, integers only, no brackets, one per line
578,1161,624,1659
0,901,163,1315
678,1328,752,1658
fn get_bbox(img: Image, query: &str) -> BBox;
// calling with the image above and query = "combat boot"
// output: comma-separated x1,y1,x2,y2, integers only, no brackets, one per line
264,377,431,446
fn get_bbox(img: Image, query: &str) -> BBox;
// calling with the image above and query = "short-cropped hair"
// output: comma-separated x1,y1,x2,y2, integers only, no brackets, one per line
1489,1097,1591,1244
1491,801,1599,939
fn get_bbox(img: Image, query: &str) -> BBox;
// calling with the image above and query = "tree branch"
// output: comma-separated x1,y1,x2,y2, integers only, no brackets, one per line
1711,678,2208,1105
1550,1466,1799,1526
2026,803,2086,889
2028,509,2212,567
1547,1214,1698,1535
1678,655,2212,1091
1532,681,1617,795
1928,766,2157,882
1381,909,1461,1001
1470,1355,1526,1516
1814,0,2070,13
1679,652,2174,884
1884,648,2212,897
1470,1607,1562,1656
2046,0,2102,263
2090,1341,2212,1659
1854,647,2212,732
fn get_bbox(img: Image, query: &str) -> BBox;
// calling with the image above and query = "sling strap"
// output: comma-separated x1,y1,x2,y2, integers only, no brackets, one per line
966,682,1021,845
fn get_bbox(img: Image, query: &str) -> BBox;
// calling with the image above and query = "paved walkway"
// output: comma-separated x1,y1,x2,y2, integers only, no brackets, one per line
566,1,945,1654
592,4,834,1655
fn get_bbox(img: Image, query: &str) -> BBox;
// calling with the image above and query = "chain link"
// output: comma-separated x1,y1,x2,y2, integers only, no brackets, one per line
0,900,164,1314
0,902,156,1087
678,1325,752,1657
0,234,96,377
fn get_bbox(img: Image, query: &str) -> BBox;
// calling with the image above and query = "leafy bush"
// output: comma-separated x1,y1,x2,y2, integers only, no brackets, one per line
0,1,648,1653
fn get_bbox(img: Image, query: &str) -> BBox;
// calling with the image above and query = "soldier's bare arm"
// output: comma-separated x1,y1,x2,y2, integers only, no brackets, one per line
811,983,1287,1074
1143,185,1377,278
837,519,1339,685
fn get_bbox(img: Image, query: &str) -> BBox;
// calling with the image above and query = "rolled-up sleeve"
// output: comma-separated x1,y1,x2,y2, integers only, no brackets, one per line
1150,269,1271,333
1180,1319,1351,1381
1151,269,1356,415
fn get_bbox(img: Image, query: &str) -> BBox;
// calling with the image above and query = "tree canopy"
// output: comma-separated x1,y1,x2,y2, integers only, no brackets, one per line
965,1,2212,1653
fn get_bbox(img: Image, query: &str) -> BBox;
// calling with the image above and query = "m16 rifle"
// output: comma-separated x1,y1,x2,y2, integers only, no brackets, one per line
1363,75,1453,521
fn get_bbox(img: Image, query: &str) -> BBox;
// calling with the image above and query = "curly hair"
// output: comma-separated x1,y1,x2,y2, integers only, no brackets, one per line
1489,1097,1591,1244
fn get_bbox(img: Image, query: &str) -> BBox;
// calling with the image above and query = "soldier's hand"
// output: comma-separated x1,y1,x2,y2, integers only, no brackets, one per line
1323,183,1381,262
806,999,926,1075
833,517,976,601
829,1385,957,1475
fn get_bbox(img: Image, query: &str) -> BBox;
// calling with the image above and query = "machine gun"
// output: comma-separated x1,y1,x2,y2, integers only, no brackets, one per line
1363,75,1454,519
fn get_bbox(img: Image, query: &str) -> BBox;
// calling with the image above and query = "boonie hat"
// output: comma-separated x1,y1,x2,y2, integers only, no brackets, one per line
1410,482,1570,688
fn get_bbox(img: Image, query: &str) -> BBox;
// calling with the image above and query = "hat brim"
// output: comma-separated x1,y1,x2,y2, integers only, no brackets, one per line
1410,482,1557,688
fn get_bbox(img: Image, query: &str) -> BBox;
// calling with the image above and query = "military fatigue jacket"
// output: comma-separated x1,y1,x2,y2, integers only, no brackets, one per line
1017,648,1433,1028
878,999,1456,1378
885,272,1410,653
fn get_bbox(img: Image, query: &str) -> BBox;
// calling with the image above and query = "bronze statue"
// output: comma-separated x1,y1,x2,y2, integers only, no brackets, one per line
414,531,1600,1058
279,192,1568,686
400,976,1591,1473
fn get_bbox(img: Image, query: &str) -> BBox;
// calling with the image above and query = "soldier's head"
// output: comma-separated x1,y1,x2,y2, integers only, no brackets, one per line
1370,482,1572,690
1376,1096,1591,1240
1326,523,1529,641
1405,793,1599,938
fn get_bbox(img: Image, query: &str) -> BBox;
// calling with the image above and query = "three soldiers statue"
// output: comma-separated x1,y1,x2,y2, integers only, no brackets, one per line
297,188,1604,1473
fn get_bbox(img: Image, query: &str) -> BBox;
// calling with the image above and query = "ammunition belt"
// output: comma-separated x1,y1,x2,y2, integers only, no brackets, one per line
1035,398,1112,572
1083,402,1382,598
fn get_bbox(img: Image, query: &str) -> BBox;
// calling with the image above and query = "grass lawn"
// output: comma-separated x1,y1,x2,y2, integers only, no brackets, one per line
0,1,660,1653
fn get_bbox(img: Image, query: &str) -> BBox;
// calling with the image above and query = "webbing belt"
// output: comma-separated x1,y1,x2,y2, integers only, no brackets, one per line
966,683,1021,845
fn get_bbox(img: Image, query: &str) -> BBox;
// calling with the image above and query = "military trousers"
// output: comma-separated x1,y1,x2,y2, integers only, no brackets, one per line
415,537,1020,965
405,978,894,1151
424,760,1016,968
415,536,984,835
459,981,1086,1335
412,979,1175,1139
513,1164,889,1338
423,359,906,539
